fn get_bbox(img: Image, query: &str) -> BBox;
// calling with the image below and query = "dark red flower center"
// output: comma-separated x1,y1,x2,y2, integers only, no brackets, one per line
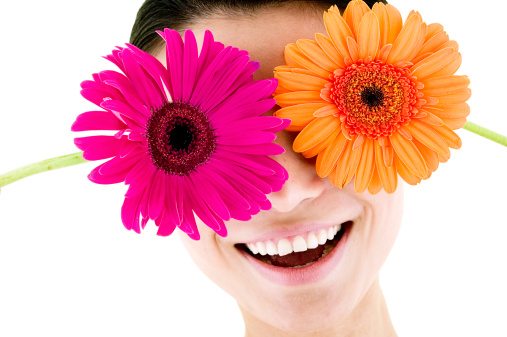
146,102,215,175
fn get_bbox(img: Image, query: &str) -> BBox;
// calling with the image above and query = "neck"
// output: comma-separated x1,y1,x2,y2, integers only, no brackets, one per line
241,278,397,337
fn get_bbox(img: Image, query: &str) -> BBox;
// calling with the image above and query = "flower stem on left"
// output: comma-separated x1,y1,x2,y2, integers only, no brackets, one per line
0,152,88,188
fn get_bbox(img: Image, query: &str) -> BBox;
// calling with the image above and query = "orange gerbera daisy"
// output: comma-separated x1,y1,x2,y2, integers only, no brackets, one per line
274,0,470,193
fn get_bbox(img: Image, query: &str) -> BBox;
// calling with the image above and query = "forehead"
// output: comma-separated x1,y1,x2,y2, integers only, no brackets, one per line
165,5,327,80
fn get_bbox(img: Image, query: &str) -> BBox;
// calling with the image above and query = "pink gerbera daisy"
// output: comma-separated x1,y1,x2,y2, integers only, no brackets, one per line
72,29,289,239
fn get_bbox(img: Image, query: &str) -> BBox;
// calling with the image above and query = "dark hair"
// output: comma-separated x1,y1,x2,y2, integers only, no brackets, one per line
130,0,387,53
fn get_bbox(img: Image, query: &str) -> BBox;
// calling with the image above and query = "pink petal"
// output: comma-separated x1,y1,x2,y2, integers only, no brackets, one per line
88,162,130,185
212,150,275,176
197,166,250,211
181,30,199,101
125,157,153,186
218,143,285,156
189,171,231,221
264,118,291,133
99,149,144,175
215,116,285,136
164,29,184,101
99,70,150,116
216,131,276,146
148,170,166,220
122,48,165,110
75,136,130,161
100,99,147,130
196,30,225,82
71,110,127,132
155,211,177,237
121,194,143,233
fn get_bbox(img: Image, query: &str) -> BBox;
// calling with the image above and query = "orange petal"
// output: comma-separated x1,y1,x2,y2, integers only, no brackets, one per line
374,141,397,193
417,31,449,57
293,116,340,152
297,39,339,72
431,52,462,77
421,75,470,96
284,48,300,67
347,37,360,63
285,125,306,132
333,137,362,188
358,11,380,60
273,85,292,96
430,123,462,149
431,103,470,119
425,23,444,42
394,155,422,185
397,126,413,140
316,132,348,177
378,44,392,63
372,2,389,48
385,4,403,45
315,33,346,69
324,8,354,60
435,88,472,105
367,166,383,195
411,52,432,65
354,138,375,193
419,112,444,126
436,40,459,52
441,118,467,130
314,104,339,117
302,128,341,158
276,72,330,92
410,47,455,79
383,145,394,167
274,103,328,127
406,22,427,62
412,138,439,172
438,152,451,163
343,0,370,39
274,91,325,108
405,121,450,156
387,12,423,64
390,132,428,178
285,44,332,79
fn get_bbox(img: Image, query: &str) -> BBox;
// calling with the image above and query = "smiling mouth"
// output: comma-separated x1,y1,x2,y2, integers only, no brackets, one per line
236,221,352,268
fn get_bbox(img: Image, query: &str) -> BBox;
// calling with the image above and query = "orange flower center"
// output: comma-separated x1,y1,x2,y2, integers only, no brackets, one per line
329,60,418,139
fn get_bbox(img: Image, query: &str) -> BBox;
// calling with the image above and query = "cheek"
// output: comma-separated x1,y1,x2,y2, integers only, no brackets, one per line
364,187,404,271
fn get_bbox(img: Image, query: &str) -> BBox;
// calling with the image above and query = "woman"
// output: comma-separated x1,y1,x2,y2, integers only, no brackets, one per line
0,0,505,336
130,0,399,335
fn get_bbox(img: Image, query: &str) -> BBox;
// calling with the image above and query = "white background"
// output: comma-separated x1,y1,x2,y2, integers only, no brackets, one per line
0,0,506,336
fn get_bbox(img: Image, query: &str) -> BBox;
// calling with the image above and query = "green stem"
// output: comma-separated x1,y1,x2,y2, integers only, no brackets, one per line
464,121,507,147
0,151,88,188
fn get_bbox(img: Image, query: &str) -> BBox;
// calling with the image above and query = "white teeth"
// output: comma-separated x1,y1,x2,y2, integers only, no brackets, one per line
278,239,293,256
317,229,328,245
266,240,278,256
307,232,319,249
247,243,258,255
245,223,348,256
293,236,307,252
327,227,335,240
256,242,267,256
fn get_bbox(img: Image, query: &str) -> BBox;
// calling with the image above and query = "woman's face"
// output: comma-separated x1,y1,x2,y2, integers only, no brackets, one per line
155,4,404,333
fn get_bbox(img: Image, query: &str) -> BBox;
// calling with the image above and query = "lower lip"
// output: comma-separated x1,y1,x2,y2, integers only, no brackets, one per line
239,225,351,286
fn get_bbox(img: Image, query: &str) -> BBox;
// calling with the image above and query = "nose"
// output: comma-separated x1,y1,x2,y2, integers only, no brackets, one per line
268,130,327,213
